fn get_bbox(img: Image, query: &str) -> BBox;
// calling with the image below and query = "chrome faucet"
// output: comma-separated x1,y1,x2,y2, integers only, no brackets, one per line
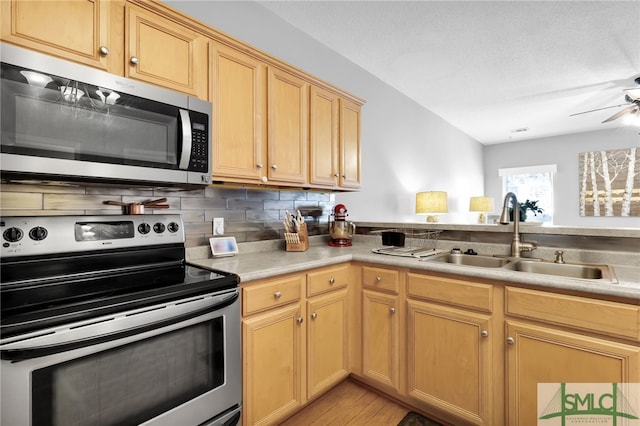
498,192,537,257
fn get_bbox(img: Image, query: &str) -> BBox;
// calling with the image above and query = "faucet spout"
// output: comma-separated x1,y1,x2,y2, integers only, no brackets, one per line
499,192,536,257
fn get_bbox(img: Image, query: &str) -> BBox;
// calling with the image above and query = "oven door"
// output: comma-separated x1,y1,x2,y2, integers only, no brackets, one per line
0,289,241,426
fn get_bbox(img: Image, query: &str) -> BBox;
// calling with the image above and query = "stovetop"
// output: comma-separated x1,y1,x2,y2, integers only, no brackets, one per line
0,215,239,339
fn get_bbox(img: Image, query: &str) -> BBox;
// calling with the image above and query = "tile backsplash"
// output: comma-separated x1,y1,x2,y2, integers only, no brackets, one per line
0,182,335,247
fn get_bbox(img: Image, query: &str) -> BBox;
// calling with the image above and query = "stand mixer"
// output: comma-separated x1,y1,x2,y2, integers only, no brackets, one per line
328,204,356,247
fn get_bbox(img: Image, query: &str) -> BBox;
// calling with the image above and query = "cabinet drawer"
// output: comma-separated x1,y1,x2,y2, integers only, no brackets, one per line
242,275,304,316
362,265,399,294
407,272,493,312
506,287,640,341
307,264,350,297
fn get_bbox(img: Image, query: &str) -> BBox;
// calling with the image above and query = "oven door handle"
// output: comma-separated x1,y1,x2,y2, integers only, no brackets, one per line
1,292,238,362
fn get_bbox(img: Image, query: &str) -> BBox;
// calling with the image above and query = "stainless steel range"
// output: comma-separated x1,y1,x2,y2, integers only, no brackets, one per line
0,215,241,426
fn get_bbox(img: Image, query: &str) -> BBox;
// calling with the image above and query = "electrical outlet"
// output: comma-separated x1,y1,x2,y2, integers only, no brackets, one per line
213,218,224,236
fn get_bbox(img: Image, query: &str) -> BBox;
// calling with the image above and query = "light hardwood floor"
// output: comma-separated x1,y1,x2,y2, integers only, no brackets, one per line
278,380,409,426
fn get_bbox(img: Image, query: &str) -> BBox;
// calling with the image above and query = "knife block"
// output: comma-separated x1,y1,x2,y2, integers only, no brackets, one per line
285,223,309,252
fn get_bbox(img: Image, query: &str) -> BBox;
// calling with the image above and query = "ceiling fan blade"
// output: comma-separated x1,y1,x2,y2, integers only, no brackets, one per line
569,104,626,117
602,105,637,123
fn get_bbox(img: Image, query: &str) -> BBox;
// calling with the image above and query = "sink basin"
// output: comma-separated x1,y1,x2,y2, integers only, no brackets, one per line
429,253,511,268
427,253,617,283
504,260,616,282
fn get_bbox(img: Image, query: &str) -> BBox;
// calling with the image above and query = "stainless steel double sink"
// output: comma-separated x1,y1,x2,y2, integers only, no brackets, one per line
427,253,617,283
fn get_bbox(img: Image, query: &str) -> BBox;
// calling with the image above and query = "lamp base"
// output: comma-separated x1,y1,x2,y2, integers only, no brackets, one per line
477,213,487,224
426,215,439,223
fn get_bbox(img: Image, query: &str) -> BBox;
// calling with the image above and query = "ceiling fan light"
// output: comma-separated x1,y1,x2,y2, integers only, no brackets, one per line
621,107,640,126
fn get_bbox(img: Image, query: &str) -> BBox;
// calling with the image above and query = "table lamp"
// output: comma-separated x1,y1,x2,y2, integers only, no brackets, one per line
416,191,448,222
469,196,494,224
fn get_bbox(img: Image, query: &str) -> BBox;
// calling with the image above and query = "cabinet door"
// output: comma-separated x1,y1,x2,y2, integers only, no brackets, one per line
307,289,349,399
362,290,399,390
211,43,266,182
506,320,640,426
339,99,361,189
267,68,308,185
1,0,111,70
125,3,208,98
243,304,305,426
407,300,493,425
309,86,339,188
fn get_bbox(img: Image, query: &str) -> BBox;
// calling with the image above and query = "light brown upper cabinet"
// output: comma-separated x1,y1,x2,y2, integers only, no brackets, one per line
210,43,267,183
267,67,309,186
2,0,208,99
3,0,364,191
309,88,362,190
309,86,340,188
1,0,112,70
340,99,362,189
124,3,208,99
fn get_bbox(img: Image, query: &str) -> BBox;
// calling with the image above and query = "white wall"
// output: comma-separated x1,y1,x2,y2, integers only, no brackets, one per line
484,126,640,228
168,1,485,224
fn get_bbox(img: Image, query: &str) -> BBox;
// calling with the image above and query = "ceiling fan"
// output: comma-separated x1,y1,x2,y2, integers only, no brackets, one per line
570,76,640,124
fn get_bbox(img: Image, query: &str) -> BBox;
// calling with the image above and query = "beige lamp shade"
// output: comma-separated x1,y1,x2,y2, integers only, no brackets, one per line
469,196,494,224
416,191,448,222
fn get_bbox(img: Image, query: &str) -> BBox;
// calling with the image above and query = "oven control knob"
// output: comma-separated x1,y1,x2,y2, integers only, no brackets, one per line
167,222,180,233
29,226,48,241
138,223,151,235
153,223,166,233
3,227,23,242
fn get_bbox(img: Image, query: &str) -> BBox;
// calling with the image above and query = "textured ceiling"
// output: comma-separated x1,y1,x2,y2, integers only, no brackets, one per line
258,1,640,144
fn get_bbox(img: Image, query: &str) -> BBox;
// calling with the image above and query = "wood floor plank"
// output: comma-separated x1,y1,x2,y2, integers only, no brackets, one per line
279,380,408,426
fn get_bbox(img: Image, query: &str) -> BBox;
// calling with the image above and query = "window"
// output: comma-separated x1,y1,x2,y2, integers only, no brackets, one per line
499,164,556,223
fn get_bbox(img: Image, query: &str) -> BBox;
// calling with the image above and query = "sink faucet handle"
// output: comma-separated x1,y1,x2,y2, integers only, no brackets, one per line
520,241,537,253
554,250,565,264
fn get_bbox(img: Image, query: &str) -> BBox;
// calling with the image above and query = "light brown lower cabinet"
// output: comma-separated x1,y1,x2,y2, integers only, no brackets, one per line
360,265,402,392
242,274,305,426
307,289,349,398
242,264,640,426
505,320,640,426
405,272,496,426
242,265,351,426
505,286,640,426
361,289,400,390
407,300,493,425
243,303,304,426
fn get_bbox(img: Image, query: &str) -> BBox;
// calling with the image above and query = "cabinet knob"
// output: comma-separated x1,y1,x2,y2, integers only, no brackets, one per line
296,317,304,324
311,312,317,319
271,164,277,170
261,176,268,183
342,175,347,179
130,56,139,65
481,330,489,337
375,276,382,282
506,337,515,345
274,291,282,299
329,277,335,285
334,173,339,178
256,163,263,169
99,46,109,56
389,307,396,314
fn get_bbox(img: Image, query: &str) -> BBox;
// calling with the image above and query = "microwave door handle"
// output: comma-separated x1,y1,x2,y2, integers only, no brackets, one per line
0,291,238,361
178,109,192,170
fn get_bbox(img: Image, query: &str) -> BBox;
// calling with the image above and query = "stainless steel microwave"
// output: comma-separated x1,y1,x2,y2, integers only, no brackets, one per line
0,43,212,187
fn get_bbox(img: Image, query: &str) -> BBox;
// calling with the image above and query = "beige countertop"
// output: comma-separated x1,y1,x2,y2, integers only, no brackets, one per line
188,236,640,301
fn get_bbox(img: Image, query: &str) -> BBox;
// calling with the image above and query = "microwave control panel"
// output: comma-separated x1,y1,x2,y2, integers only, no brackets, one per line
189,116,209,172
